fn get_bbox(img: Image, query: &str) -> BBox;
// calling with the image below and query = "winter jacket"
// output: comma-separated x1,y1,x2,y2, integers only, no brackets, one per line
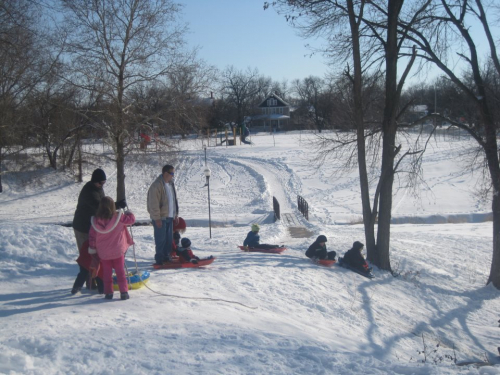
306,241,336,260
73,181,105,233
243,231,260,247
147,175,179,221
177,247,199,263
342,247,369,272
88,210,135,261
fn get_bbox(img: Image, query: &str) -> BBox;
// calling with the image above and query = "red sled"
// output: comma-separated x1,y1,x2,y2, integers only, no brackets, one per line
152,256,215,269
238,246,286,254
315,259,336,267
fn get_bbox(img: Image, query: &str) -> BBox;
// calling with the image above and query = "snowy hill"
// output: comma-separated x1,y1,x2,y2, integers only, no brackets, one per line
0,132,498,374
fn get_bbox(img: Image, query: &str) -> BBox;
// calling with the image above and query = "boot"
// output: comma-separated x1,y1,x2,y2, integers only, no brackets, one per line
120,292,130,300
104,294,113,300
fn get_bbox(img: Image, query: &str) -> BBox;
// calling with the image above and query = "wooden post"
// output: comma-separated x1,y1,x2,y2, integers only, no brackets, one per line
225,128,228,147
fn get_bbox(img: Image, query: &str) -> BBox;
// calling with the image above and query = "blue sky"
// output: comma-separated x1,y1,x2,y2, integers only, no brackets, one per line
181,0,329,83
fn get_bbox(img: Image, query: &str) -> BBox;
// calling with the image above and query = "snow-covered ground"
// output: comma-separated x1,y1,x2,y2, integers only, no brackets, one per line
0,131,498,374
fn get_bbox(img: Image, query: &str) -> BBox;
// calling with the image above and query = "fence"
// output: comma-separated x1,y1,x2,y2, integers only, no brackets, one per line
297,195,309,221
273,196,280,222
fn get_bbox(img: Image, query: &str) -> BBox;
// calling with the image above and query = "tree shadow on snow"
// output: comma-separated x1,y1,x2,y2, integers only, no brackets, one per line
354,273,499,363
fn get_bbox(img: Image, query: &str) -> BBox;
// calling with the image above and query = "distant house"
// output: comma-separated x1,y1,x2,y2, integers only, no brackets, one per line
250,93,290,131
407,104,429,123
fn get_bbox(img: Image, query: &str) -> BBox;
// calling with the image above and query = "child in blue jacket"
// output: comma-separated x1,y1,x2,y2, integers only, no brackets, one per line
243,224,281,249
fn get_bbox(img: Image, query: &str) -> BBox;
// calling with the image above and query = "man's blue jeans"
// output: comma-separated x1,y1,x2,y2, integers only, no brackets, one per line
152,218,173,264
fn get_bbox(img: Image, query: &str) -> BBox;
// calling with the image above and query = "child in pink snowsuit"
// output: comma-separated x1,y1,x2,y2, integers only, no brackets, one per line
88,197,135,300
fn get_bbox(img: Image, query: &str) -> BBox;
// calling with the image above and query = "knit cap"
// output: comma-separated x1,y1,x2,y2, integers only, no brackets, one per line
91,168,106,183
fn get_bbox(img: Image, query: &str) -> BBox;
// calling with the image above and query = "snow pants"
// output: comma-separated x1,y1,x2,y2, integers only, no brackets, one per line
100,256,128,294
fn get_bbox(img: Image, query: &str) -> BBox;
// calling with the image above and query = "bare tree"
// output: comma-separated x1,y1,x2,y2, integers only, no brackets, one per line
267,0,430,272
220,66,272,128
293,76,334,132
59,0,188,201
0,0,48,192
28,66,85,170
400,0,500,288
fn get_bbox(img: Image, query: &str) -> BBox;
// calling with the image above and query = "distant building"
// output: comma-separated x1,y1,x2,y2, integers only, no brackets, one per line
250,93,290,131
405,104,429,124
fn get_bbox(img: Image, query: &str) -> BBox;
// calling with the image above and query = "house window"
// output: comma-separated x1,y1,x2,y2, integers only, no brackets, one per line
262,108,266,114
279,108,283,114
267,98,277,106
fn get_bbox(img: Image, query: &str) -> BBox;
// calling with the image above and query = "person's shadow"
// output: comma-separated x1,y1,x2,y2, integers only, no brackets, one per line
0,288,109,318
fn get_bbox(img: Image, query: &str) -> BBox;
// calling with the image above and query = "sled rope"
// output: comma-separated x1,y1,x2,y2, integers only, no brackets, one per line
127,225,257,310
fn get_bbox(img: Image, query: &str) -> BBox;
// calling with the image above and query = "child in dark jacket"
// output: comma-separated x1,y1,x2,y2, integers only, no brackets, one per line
243,224,281,250
71,240,104,294
342,241,371,274
305,235,336,260
177,238,200,264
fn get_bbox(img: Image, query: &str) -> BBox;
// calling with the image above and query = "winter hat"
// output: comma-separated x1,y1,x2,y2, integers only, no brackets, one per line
91,168,107,183
353,241,364,250
174,217,186,232
316,235,327,243
181,238,191,248
251,224,260,232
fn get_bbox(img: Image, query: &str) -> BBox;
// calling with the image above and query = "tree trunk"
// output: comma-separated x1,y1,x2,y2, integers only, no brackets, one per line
479,101,500,288
373,0,403,272
66,134,80,168
490,195,500,288
376,132,396,270
347,0,377,257
77,140,82,183
0,145,3,193
46,145,57,170
116,136,126,202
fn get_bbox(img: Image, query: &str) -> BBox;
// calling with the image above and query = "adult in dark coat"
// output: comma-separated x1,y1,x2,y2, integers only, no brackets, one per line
72,168,107,252
342,241,370,273
305,235,336,260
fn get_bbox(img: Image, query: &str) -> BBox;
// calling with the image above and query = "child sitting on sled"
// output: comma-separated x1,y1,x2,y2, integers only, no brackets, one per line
305,235,336,260
172,217,187,255
89,196,135,300
341,241,371,274
243,224,281,250
177,238,200,264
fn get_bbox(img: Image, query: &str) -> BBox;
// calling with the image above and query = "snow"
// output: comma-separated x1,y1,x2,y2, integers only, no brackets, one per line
0,131,499,375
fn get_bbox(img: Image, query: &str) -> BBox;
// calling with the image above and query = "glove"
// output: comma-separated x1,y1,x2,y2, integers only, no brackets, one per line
90,254,100,278
190,259,198,264
115,199,127,209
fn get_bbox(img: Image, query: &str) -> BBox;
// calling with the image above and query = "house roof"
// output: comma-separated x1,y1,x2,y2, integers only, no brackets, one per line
258,92,290,108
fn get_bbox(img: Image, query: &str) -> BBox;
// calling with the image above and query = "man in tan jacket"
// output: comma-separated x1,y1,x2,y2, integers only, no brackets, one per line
147,164,179,264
